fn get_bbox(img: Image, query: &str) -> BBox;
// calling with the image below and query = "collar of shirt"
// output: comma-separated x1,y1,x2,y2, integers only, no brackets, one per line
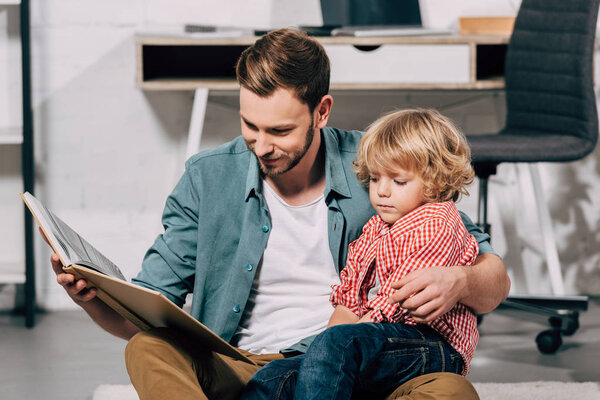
368,201,456,241
243,127,353,204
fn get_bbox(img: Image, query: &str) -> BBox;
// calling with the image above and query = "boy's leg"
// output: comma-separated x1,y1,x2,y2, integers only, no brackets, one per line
125,328,282,400
242,355,304,400
241,358,479,400
293,323,463,400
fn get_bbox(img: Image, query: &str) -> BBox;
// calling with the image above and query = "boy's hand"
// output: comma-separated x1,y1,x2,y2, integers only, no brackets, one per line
388,266,468,323
357,310,373,323
328,305,359,327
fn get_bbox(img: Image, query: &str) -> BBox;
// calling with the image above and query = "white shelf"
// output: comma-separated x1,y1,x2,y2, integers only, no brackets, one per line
1,0,31,325
0,127,23,145
0,262,25,284
0,273,25,284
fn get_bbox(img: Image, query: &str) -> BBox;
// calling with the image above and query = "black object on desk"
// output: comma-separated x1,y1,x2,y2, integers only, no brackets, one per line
254,26,340,37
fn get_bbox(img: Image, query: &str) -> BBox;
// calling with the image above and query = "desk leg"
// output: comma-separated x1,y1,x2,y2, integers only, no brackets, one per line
185,88,209,160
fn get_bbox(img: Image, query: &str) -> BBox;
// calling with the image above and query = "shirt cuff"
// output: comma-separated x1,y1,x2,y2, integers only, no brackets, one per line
367,301,400,323
330,287,360,314
369,308,387,323
477,240,501,259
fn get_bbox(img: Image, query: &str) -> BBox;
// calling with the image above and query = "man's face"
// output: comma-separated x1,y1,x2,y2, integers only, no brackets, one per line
240,87,316,178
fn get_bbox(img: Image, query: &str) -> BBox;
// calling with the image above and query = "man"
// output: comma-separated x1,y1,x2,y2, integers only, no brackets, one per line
49,29,510,399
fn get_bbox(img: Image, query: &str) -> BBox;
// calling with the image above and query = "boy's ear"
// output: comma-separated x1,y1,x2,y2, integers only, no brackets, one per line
314,95,333,129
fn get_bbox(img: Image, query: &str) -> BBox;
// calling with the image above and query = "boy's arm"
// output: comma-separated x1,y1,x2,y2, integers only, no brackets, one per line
366,217,470,323
387,210,509,322
330,224,375,315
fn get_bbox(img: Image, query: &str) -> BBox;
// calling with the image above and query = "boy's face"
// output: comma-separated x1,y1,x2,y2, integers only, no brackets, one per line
240,86,318,178
368,166,426,225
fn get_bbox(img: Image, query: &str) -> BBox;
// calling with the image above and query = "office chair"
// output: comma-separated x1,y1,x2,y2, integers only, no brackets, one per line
467,0,599,354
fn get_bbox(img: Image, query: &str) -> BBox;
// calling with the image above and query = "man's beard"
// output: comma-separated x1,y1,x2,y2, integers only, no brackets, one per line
252,125,315,178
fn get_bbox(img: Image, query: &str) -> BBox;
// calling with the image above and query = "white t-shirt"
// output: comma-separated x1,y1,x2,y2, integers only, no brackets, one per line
231,181,340,354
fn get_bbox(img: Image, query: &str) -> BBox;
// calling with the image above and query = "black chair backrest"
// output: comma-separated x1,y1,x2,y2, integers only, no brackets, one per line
504,0,599,159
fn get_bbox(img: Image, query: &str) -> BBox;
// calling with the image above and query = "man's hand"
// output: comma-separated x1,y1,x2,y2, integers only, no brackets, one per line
40,227,97,304
50,253,97,304
40,228,138,340
388,266,468,323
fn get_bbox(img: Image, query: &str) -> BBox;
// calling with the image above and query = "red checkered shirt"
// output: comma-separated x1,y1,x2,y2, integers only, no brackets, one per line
330,201,479,375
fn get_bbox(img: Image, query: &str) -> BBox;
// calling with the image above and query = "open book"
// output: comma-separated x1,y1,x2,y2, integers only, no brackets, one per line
21,192,252,364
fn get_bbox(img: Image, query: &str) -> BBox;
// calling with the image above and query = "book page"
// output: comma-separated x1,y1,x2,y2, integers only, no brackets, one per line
23,192,253,364
22,192,126,281
50,214,126,280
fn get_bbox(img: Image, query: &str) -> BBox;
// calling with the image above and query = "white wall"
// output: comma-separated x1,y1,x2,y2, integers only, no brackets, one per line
0,0,599,311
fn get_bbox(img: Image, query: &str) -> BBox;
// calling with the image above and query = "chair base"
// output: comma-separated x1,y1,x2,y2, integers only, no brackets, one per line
493,294,588,354
503,294,588,311
474,162,589,354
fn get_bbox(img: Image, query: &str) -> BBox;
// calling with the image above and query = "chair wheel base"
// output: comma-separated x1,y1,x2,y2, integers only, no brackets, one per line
534,313,580,354
536,330,563,354
560,315,579,336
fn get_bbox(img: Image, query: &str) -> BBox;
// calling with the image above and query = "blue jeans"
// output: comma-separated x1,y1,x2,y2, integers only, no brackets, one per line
241,323,464,400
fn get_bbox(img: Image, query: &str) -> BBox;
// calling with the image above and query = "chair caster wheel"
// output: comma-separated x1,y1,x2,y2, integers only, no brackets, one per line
562,315,579,336
548,314,579,336
536,330,562,354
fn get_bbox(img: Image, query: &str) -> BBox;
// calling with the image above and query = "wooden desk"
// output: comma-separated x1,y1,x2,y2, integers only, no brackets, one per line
135,33,509,156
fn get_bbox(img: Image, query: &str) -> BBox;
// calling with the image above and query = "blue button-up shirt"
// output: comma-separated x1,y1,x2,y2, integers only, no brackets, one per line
133,127,494,352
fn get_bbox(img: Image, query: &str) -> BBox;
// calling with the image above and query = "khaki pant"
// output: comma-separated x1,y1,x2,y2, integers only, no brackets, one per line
125,329,479,400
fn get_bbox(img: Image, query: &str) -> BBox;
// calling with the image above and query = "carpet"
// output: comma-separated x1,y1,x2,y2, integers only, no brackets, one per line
472,381,600,399
93,381,600,400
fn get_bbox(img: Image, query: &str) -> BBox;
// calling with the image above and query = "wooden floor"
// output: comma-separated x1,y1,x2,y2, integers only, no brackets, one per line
1,298,599,400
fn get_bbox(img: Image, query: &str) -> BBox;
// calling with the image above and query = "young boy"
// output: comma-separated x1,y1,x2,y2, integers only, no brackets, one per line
242,108,480,400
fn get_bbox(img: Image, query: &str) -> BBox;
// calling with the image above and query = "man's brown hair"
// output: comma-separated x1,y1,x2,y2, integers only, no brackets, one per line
236,28,330,113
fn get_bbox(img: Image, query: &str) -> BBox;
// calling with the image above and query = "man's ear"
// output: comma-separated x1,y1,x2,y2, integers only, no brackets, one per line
314,95,333,129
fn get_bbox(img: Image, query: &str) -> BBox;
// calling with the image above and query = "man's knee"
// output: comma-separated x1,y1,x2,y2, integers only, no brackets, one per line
126,330,156,366
125,329,208,400
126,330,165,360
125,328,191,371
385,372,479,400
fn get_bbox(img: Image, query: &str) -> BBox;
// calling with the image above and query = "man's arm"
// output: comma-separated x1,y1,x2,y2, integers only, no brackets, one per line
50,252,140,340
388,253,510,323
460,253,510,313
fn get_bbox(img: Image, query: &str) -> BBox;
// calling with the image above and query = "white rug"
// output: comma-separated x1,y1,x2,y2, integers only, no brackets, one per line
93,384,137,400
93,381,600,400
472,381,600,400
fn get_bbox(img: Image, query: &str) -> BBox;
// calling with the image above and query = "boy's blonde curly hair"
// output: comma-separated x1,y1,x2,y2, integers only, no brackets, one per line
354,108,474,203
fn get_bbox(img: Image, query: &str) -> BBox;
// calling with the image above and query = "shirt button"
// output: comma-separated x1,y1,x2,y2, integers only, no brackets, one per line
232,305,240,313
261,225,269,232
245,264,253,271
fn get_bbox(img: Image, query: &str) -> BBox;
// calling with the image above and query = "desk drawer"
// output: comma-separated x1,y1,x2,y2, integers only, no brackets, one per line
325,44,470,85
